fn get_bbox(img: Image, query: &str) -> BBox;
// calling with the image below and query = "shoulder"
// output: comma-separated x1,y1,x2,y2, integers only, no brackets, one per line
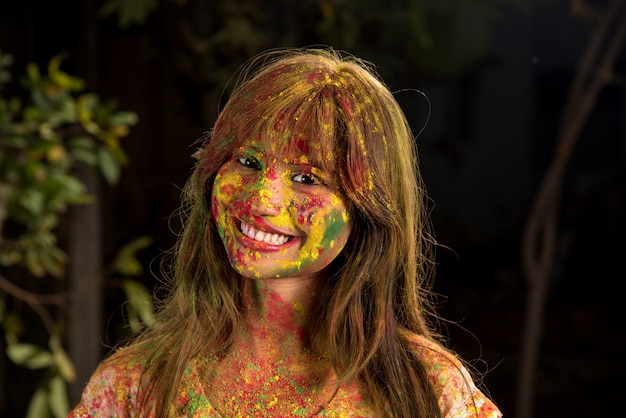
68,345,151,418
401,331,503,418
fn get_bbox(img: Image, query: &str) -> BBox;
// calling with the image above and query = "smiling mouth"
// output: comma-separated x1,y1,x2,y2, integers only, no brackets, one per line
240,221,293,245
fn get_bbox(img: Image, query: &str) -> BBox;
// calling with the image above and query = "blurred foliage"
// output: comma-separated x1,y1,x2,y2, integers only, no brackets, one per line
0,50,153,417
99,0,187,28
98,0,548,81
301,0,550,79
1,233,153,418
0,51,136,277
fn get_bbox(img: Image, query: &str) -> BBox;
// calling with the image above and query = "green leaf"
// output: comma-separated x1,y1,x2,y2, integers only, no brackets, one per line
48,374,69,418
7,343,54,369
26,386,51,418
123,279,155,328
38,245,67,278
68,136,98,166
114,236,152,276
19,188,45,216
48,54,84,92
3,311,24,343
109,111,138,127
126,304,142,333
53,71,84,92
57,174,87,200
99,0,159,27
24,247,46,278
23,105,42,121
116,257,143,277
26,63,41,85
97,146,121,184
68,135,95,148
76,94,100,135
107,141,129,166
49,334,76,382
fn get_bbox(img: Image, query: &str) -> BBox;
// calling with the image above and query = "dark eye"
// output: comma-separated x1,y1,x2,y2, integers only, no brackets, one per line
237,156,261,170
293,173,319,185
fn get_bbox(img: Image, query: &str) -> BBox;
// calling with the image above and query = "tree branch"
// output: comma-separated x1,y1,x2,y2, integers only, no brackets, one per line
517,2,626,417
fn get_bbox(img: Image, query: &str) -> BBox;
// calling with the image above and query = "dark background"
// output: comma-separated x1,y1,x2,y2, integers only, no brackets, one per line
1,0,625,417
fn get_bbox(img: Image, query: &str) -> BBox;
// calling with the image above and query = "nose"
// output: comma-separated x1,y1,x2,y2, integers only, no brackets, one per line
248,172,285,216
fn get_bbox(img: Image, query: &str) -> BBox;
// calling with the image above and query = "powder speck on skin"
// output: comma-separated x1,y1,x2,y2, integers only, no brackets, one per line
293,302,304,315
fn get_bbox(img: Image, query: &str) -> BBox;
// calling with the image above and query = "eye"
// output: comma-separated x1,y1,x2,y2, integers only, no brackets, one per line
237,156,261,170
293,173,319,185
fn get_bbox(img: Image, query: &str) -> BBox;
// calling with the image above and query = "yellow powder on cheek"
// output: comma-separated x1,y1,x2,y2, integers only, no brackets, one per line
271,210,295,229
298,221,325,261
220,169,244,189
329,193,349,210
214,171,246,217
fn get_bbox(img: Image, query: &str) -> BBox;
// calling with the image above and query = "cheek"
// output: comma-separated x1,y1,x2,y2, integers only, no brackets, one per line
300,204,351,266
294,195,350,235
292,195,325,225
211,168,245,220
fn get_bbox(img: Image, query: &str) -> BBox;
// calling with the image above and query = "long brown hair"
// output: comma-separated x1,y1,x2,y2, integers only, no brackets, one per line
133,47,442,417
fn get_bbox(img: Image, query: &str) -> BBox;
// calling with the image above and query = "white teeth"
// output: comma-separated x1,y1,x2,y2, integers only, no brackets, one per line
240,221,290,245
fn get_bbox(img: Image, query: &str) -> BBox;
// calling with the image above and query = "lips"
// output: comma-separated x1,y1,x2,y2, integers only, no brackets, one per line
239,221,294,245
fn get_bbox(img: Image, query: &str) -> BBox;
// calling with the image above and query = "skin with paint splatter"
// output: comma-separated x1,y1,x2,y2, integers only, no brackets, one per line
208,136,353,414
201,279,351,416
211,138,351,280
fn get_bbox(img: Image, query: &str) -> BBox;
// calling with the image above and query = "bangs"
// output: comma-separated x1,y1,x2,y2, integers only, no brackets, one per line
206,52,385,198
232,81,342,177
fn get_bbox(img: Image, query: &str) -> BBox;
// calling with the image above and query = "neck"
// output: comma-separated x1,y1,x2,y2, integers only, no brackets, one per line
206,276,339,416
241,276,321,341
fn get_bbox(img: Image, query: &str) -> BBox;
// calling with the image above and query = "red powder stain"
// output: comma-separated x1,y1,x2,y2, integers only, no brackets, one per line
230,200,250,214
266,163,279,180
234,248,247,266
337,94,353,115
294,137,310,155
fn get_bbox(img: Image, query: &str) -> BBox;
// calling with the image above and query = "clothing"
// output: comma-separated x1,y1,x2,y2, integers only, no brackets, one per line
68,335,501,417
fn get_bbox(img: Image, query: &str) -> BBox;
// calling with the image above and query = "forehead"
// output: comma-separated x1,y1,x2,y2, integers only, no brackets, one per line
219,64,345,173
236,112,338,171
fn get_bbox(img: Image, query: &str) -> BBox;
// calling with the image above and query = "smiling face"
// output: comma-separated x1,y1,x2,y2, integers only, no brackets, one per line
211,138,351,280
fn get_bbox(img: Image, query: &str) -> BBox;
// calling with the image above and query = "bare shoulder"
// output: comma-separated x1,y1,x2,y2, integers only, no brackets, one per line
399,330,503,418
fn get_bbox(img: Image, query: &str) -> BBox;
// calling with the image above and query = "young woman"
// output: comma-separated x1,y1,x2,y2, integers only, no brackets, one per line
69,47,502,417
